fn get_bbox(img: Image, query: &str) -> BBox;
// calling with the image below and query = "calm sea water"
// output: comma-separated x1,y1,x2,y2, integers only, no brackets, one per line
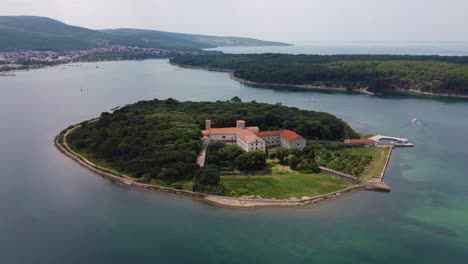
209,42,468,56
1,59,468,263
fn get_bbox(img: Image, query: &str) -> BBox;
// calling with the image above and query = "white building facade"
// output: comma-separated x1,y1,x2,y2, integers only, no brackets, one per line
202,120,305,152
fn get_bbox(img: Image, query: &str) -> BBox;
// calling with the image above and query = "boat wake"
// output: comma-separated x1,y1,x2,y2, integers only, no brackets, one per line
411,118,422,127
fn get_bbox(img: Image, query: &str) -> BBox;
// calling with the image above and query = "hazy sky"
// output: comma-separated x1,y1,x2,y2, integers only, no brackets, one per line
2,0,468,44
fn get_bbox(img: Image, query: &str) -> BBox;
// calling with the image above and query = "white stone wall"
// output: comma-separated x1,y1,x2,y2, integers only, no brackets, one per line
289,138,307,150
249,139,266,152
237,137,266,152
280,136,290,148
279,137,306,150
261,135,281,146
236,137,249,152
210,134,237,142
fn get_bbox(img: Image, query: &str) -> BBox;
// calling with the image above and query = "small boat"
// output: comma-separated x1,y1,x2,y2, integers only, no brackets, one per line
395,142,414,147
309,98,315,102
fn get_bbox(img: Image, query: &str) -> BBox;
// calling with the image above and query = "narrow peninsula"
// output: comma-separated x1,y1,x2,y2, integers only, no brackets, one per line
170,54,468,98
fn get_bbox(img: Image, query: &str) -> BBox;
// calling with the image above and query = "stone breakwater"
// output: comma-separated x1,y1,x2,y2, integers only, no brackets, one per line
55,123,368,208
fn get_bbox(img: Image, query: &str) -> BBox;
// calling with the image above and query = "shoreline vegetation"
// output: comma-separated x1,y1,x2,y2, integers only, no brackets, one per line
55,123,379,208
170,54,468,99
174,62,468,99
56,99,393,208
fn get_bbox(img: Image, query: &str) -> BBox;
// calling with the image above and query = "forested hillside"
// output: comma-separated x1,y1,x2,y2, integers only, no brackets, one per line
170,54,468,95
0,16,290,51
66,98,358,182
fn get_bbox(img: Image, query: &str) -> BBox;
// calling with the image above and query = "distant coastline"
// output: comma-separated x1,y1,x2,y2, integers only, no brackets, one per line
170,61,468,99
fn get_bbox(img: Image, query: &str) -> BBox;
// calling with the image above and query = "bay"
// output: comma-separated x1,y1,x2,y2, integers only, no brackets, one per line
1,58,467,263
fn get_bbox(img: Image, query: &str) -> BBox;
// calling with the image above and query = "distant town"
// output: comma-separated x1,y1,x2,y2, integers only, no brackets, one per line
0,45,216,72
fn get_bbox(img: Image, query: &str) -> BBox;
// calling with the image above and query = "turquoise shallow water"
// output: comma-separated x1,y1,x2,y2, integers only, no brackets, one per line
1,59,468,263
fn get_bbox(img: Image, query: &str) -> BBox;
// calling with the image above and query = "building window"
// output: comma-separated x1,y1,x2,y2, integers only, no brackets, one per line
222,136,226,139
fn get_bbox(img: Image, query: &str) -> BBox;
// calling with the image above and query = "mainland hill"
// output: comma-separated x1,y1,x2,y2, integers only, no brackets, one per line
170,54,468,96
0,16,291,52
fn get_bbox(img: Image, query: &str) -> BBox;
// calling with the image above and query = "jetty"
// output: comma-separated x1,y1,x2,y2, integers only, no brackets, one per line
369,135,414,147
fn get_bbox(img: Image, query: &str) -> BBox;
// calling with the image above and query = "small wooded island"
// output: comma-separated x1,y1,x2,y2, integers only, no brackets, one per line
170,54,468,97
56,98,394,207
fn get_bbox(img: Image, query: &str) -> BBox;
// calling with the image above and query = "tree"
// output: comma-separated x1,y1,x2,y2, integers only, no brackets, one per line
230,96,242,103
197,166,220,186
235,151,267,171
218,144,244,161
276,147,290,163
269,152,277,160
289,156,300,170
99,137,120,158
307,161,320,173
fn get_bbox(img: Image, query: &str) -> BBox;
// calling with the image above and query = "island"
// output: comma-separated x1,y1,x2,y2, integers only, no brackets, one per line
55,98,398,207
170,54,468,98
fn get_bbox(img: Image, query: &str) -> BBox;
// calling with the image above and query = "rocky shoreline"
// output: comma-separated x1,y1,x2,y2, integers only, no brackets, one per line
55,123,366,208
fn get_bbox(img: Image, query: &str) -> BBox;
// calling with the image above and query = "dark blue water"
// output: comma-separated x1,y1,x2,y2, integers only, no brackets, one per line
1,59,467,263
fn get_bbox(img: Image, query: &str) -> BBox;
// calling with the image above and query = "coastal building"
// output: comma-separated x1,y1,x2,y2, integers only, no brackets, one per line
256,130,307,150
202,120,306,152
237,129,266,152
344,139,377,147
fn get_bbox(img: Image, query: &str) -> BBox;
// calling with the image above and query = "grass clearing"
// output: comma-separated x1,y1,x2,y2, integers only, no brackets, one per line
362,146,392,181
221,164,352,199
335,146,391,182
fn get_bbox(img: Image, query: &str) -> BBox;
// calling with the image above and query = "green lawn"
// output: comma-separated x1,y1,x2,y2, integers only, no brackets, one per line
363,147,392,181
221,165,353,199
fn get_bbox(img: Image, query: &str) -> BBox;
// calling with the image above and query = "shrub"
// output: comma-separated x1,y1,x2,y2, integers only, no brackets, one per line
197,167,220,186
288,156,300,170
235,151,267,171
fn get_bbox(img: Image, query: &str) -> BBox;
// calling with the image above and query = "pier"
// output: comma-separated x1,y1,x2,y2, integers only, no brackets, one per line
369,135,414,147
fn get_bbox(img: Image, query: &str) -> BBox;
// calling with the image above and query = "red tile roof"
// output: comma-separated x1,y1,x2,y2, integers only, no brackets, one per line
256,130,283,137
256,130,303,142
237,129,264,144
204,126,259,135
207,127,240,135
280,130,302,142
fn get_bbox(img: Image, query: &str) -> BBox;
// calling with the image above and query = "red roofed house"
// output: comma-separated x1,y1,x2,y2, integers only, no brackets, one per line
237,129,266,152
202,119,306,152
257,130,307,150
344,139,377,147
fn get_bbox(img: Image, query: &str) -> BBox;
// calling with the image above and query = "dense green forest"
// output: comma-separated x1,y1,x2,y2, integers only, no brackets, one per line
66,98,357,183
0,16,289,51
170,54,468,94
